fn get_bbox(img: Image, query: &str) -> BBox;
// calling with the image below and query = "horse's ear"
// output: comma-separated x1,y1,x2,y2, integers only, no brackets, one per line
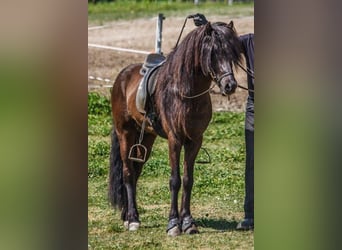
228,21,234,29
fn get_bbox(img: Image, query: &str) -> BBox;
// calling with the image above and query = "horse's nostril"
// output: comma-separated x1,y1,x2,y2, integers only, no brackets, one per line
225,82,237,93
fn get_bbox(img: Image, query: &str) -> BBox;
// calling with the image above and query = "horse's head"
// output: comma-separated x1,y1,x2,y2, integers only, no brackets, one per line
200,21,243,96
209,60,237,96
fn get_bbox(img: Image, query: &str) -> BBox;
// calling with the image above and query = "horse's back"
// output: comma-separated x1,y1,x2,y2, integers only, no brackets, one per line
111,63,142,98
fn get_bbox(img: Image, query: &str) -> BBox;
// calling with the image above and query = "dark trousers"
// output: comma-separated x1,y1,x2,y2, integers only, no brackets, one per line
244,100,254,219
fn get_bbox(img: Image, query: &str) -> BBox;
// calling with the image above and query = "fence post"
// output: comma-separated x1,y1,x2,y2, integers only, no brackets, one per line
155,13,165,54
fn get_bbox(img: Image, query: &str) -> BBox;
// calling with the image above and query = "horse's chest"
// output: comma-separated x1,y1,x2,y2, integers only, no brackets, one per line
185,111,211,132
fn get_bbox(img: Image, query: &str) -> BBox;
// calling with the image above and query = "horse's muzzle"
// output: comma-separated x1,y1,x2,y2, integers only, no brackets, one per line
220,80,237,96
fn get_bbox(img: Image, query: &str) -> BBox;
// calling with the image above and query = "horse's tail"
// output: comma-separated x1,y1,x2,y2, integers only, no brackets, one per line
108,128,126,209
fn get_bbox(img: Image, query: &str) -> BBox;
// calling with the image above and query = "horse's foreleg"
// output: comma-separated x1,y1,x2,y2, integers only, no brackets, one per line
180,137,202,234
166,137,182,236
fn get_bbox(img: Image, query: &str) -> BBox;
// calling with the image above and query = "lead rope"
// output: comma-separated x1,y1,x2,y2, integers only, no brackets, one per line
235,62,255,93
236,61,254,79
181,83,216,99
238,84,254,93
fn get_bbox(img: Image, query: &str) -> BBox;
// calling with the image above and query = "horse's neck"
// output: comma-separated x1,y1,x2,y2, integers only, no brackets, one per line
194,75,212,90
157,56,211,95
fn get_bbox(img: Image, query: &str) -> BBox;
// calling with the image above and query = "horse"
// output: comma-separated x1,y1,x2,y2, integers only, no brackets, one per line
109,21,243,236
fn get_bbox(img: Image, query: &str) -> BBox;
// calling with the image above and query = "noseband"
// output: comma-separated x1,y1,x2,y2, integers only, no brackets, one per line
209,70,254,93
209,71,234,87
181,71,234,99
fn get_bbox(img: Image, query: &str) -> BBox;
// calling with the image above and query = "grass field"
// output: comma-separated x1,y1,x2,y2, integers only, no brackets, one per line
88,93,253,249
88,1,254,24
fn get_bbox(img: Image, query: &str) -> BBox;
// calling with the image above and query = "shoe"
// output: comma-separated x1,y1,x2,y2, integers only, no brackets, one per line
236,218,254,230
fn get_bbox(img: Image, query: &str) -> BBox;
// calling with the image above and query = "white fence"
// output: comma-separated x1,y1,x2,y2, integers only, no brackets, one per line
88,14,165,89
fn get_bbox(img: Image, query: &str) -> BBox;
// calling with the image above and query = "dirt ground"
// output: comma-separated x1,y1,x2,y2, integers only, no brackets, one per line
88,15,254,111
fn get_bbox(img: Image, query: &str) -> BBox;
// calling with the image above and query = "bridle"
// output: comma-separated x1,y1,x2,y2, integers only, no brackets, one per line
212,63,255,93
175,15,254,98
181,70,233,99
182,64,255,99
209,59,255,94
209,71,234,87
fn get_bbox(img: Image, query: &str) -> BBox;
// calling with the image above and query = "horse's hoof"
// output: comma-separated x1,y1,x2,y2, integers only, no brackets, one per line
167,226,181,237
166,218,181,236
129,222,140,231
183,224,199,234
182,216,199,234
123,221,140,231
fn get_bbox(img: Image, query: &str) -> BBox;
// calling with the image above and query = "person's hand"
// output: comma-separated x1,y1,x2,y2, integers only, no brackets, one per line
192,13,208,26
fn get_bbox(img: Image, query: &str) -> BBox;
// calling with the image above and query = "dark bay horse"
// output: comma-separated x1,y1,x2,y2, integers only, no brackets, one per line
109,21,242,236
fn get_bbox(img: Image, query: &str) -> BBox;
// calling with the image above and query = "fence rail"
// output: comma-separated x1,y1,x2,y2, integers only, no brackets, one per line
88,13,165,89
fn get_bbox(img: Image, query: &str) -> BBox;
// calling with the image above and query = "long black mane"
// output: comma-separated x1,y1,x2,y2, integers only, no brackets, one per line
154,21,243,138
159,21,242,94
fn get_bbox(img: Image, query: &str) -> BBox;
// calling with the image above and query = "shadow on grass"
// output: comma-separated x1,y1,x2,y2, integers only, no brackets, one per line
197,217,238,231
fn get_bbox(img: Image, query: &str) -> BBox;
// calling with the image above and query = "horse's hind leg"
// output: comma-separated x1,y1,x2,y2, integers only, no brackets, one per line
120,130,156,231
117,128,141,230
180,137,202,234
133,132,156,178
109,128,127,220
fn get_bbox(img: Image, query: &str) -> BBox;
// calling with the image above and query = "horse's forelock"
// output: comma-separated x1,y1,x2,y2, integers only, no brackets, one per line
211,22,243,65
198,22,243,75
199,32,213,76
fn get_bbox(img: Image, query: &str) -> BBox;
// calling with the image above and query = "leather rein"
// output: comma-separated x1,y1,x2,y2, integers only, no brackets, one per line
181,67,254,99
181,71,232,99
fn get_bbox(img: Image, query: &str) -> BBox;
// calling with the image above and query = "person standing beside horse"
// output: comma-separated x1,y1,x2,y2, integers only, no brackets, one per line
193,14,254,230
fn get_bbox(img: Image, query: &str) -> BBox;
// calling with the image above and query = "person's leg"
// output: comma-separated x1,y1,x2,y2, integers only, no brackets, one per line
237,105,254,230
244,128,254,217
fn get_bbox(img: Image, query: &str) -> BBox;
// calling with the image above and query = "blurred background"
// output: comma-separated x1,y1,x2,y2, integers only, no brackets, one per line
1,0,342,249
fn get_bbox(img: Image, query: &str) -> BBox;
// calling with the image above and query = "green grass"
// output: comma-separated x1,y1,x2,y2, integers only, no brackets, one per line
88,94,253,249
88,1,254,24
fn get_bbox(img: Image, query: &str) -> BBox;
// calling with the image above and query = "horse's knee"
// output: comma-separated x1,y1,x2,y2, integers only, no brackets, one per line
169,176,181,190
182,175,193,189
